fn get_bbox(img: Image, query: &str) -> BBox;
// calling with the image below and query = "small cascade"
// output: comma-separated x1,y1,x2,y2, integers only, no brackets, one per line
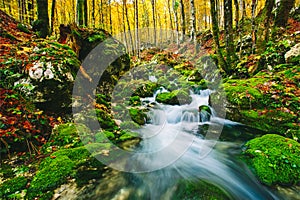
80,88,283,200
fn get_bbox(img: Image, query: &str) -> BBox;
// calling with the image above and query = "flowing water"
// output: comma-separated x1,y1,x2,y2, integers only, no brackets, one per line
75,89,292,200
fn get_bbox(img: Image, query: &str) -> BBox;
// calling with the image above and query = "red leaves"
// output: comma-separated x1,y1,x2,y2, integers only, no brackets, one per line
0,88,57,146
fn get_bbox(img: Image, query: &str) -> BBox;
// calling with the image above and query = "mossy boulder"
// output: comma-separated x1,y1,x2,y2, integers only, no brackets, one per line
0,176,27,199
46,123,91,149
285,43,300,64
27,155,75,199
132,82,159,98
129,108,147,125
214,67,299,140
129,95,141,106
156,90,192,105
199,105,212,122
173,180,230,200
1,40,80,113
27,143,109,199
243,134,300,186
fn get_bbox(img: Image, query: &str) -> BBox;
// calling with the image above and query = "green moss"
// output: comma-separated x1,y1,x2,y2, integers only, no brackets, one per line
129,95,141,106
27,143,110,199
156,90,192,105
27,156,74,199
94,131,115,143
172,180,230,200
129,108,147,125
240,109,298,134
88,33,106,43
119,130,139,141
120,121,141,130
224,83,263,109
133,82,158,97
0,176,27,198
95,109,117,130
243,134,300,186
17,23,31,34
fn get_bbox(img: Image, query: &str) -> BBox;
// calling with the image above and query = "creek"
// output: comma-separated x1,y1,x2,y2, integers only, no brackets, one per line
72,88,294,200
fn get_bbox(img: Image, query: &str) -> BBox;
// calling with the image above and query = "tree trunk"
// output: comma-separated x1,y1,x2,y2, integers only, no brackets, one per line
251,0,257,54
189,0,196,42
233,0,239,30
122,1,127,46
168,0,174,40
92,0,95,27
210,0,229,74
84,0,88,26
36,0,49,38
135,0,140,57
124,0,133,53
173,0,180,46
77,0,84,26
264,0,275,42
50,0,56,34
109,0,113,33
151,0,157,45
224,0,236,63
275,0,295,27
180,0,186,40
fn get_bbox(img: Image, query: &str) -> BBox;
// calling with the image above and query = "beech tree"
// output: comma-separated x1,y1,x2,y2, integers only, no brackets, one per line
275,0,296,27
210,0,229,73
36,0,49,38
224,0,236,63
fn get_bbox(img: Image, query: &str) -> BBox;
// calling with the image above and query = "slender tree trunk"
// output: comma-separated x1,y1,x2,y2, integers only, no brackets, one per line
135,0,140,57
122,0,128,51
84,0,88,26
251,0,257,54
50,0,56,34
189,0,196,42
100,0,104,28
124,0,133,53
77,0,84,26
180,0,186,40
36,0,49,38
92,0,95,27
224,0,236,63
204,3,207,29
151,0,157,45
173,0,180,46
210,0,229,74
233,0,239,30
168,0,174,39
275,0,295,27
264,0,275,42
109,0,113,33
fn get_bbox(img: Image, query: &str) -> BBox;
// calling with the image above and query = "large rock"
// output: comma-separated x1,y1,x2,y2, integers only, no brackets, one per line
4,40,81,113
285,43,300,64
243,134,300,186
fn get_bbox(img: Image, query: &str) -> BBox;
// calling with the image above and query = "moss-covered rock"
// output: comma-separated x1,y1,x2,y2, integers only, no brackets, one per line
46,123,91,149
27,143,109,199
156,90,192,105
172,180,230,200
0,40,81,113
132,82,159,98
216,66,299,140
120,121,141,130
27,155,75,199
129,95,141,106
0,176,27,198
129,108,147,125
243,134,300,186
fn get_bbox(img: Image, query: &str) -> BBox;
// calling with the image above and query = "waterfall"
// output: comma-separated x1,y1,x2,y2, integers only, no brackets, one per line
79,88,283,200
